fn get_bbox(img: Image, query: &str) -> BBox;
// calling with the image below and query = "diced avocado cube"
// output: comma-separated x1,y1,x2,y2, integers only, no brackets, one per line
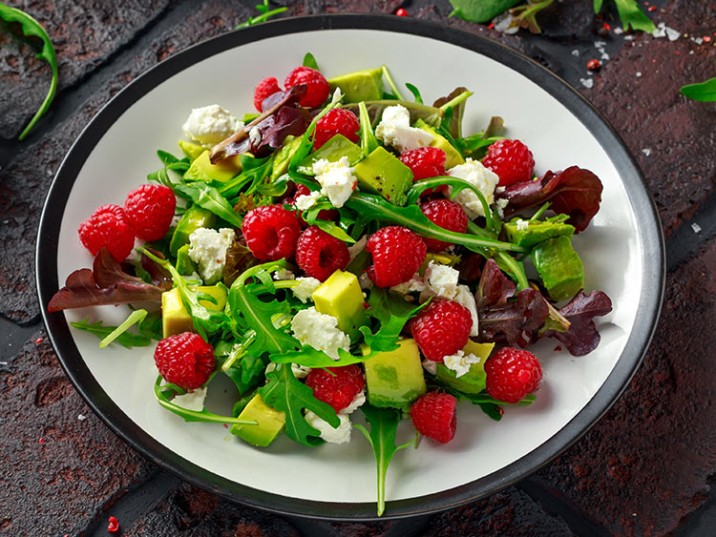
169,205,217,256
354,146,413,206
312,270,367,341
435,340,494,394
328,67,384,103
504,219,575,249
184,150,241,183
531,235,584,301
271,135,302,180
178,140,205,161
414,119,464,169
363,338,427,409
161,285,227,337
231,394,286,447
298,134,363,175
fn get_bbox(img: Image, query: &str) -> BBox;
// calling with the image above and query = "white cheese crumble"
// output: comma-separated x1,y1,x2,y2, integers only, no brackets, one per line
292,277,321,303
273,268,295,281
187,228,235,284
423,261,479,336
294,190,323,211
447,158,499,218
342,389,366,414
304,411,352,444
171,387,208,411
516,219,529,231
374,104,434,152
443,350,481,379
312,156,357,208
182,104,242,146
290,307,350,360
453,285,480,337
391,273,426,295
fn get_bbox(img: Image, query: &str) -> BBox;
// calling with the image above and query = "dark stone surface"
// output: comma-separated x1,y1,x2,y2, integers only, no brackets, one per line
1,0,715,536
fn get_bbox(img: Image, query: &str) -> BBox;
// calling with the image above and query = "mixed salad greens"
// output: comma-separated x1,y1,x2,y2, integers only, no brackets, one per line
49,53,612,516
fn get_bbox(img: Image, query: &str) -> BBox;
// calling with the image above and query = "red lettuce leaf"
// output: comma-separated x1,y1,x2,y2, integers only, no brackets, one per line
544,290,613,356
499,166,603,232
47,248,171,312
476,259,550,347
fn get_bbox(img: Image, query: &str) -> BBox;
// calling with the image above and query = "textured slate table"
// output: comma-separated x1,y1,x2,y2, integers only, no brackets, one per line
1,1,715,535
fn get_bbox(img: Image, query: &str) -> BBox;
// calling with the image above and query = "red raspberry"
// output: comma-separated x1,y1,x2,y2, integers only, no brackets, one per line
485,347,542,403
284,66,330,108
78,204,135,262
305,365,365,412
154,332,215,390
123,184,176,242
254,76,281,112
410,392,457,444
420,199,468,252
295,225,350,281
399,147,446,180
313,108,360,149
409,299,472,362
365,226,427,288
482,139,535,186
241,205,301,261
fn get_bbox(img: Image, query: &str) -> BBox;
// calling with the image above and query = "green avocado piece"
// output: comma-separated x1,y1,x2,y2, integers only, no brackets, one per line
178,140,205,161
328,67,384,103
231,394,286,447
363,338,426,409
414,119,464,169
312,270,367,341
504,219,575,248
354,146,413,206
184,150,241,183
271,135,302,180
298,134,363,175
169,205,217,256
434,340,494,394
531,235,584,301
175,244,196,275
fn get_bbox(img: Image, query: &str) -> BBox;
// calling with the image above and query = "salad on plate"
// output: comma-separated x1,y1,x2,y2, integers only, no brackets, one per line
48,53,612,515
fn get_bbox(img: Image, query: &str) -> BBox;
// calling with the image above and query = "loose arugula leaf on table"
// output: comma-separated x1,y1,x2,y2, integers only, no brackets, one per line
154,376,258,425
680,78,716,102
449,0,522,23
236,0,287,28
596,0,656,33
360,288,430,352
509,0,555,34
259,363,339,447
355,405,412,517
0,4,58,140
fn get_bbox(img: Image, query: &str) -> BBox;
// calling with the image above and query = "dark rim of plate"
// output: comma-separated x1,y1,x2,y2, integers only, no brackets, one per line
36,14,665,521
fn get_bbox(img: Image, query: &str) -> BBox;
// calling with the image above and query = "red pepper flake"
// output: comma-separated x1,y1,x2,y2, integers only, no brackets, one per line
34,337,44,344
107,516,120,533
223,423,229,428
648,5,657,11
488,22,495,30
554,345,563,352
586,59,602,71
395,7,408,17
39,437,45,445
601,22,611,31
704,36,712,43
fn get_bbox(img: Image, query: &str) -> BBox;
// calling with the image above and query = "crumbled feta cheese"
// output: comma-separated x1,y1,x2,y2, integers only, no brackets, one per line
341,389,366,414
182,104,242,146
172,387,208,411
187,228,235,284
375,104,434,152
391,273,426,295
424,261,459,299
292,277,321,303
453,285,479,337
291,307,350,360
516,219,529,231
248,126,262,147
443,351,481,378
579,77,594,89
273,268,295,281
447,158,499,218
304,410,352,444
495,198,509,218
422,359,438,376
312,157,357,208
295,190,322,211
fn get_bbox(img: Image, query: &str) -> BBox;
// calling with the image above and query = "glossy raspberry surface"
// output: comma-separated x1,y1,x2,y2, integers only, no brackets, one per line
409,299,472,361
482,139,535,186
313,108,360,149
365,225,427,288
295,225,350,281
77,204,135,262
154,332,215,390
420,198,469,252
284,66,330,108
241,205,301,261
305,365,365,412
485,347,542,403
410,391,458,444
253,76,281,112
399,146,446,180
123,184,176,242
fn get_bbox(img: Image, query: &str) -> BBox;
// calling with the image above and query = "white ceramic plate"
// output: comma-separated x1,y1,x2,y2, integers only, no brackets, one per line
37,15,664,520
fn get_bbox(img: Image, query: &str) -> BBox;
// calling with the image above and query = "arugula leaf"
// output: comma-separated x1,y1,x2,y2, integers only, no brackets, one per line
449,0,522,23
271,345,370,368
358,101,380,156
360,288,429,352
681,78,716,102
303,52,319,70
259,363,339,446
173,182,243,228
70,318,154,348
98,309,148,349
405,83,423,104
509,0,555,34
381,65,404,101
236,0,287,28
0,4,58,140
355,405,412,516
612,0,656,32
154,376,258,425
